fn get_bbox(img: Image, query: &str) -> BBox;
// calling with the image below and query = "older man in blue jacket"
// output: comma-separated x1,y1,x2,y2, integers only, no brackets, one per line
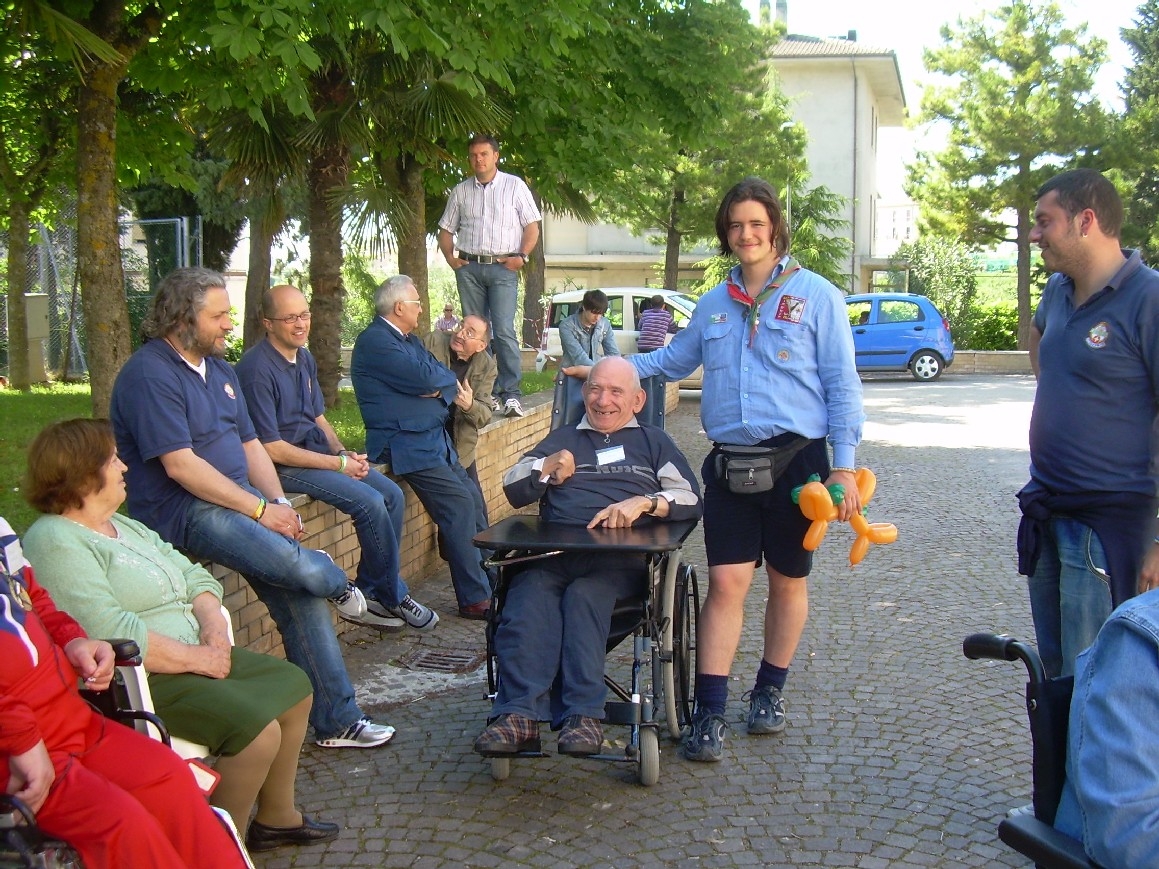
351,275,493,619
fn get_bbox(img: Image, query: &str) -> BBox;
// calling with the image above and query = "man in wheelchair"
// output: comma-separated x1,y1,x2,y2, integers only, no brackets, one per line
473,357,702,757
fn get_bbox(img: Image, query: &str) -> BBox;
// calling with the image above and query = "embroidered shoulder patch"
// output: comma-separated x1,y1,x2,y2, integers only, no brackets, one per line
774,295,806,324
710,312,728,324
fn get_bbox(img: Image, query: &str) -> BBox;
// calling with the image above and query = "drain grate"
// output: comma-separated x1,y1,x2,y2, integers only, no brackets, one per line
397,648,486,674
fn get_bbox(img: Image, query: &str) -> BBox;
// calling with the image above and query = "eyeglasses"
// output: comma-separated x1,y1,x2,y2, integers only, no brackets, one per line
269,312,311,324
399,299,423,306
455,325,484,340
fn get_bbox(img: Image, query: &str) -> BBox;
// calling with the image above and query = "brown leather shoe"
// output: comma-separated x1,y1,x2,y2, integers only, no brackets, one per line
458,599,490,620
557,715,603,756
473,713,541,756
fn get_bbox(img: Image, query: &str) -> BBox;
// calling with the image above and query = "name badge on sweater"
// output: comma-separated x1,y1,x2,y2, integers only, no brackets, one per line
596,445,626,465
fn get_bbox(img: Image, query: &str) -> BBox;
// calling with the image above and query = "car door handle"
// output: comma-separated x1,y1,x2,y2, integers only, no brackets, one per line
913,326,925,331
854,328,867,334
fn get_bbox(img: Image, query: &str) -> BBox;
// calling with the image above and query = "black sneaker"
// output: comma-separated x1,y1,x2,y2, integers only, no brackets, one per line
743,685,786,734
681,707,728,762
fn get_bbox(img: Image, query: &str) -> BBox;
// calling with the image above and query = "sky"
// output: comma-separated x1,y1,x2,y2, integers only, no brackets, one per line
747,0,1147,198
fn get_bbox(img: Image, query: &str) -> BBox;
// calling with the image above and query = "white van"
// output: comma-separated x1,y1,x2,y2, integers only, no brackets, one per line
538,288,702,388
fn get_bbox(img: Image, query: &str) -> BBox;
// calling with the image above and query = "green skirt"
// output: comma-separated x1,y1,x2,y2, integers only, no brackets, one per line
147,647,312,756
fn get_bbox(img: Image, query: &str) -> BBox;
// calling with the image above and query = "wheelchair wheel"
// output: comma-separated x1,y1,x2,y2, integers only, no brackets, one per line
490,757,511,781
638,727,660,786
667,563,698,735
659,555,682,739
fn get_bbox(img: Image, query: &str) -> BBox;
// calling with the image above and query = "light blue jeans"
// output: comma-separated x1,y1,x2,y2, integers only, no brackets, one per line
1027,517,1112,679
183,494,363,740
277,466,409,607
455,262,522,401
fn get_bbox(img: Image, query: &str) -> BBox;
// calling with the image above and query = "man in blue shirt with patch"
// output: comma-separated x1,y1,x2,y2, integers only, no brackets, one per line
1019,168,1159,679
110,267,396,750
236,284,438,632
633,177,864,763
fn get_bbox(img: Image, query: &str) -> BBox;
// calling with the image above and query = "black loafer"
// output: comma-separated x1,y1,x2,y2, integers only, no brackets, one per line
245,814,340,852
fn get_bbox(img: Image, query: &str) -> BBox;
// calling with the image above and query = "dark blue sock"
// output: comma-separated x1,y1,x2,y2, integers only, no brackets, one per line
755,659,788,692
693,673,729,715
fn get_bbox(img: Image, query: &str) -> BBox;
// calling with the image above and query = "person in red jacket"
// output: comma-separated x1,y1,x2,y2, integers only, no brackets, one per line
0,517,247,868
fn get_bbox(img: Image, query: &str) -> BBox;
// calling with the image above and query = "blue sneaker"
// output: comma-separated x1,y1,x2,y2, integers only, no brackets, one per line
681,707,728,762
744,685,786,735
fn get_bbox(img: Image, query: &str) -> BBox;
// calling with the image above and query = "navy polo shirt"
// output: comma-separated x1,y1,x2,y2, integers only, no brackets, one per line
1030,250,1159,497
235,339,330,455
110,339,256,546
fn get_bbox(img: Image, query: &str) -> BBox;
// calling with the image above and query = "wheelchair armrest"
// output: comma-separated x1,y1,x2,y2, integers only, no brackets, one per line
106,637,142,666
998,815,1095,869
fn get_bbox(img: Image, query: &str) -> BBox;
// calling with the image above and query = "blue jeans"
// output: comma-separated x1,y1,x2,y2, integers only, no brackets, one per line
183,494,363,739
278,466,409,607
1027,517,1112,679
492,551,645,726
401,462,492,608
455,262,521,401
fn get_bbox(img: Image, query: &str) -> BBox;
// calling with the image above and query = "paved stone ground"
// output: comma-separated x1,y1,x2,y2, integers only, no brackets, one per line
254,375,1040,868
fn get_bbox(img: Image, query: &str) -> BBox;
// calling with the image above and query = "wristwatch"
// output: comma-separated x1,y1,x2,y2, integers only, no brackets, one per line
646,494,660,515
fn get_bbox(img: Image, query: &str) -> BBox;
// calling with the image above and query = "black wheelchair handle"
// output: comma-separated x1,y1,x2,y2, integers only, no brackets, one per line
106,637,141,665
963,632,1047,684
963,632,1019,661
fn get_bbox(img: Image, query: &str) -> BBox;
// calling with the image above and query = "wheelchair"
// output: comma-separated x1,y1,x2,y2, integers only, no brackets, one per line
2,638,252,869
472,371,699,786
963,633,1094,869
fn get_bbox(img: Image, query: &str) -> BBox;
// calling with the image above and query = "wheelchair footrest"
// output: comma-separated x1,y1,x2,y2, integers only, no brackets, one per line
603,701,642,726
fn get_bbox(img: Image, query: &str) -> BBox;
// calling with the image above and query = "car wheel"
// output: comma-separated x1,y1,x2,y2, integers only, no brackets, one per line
909,351,944,382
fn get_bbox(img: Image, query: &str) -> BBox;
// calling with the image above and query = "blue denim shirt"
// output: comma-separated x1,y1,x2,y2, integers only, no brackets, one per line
632,261,863,468
1054,588,1159,866
558,312,619,368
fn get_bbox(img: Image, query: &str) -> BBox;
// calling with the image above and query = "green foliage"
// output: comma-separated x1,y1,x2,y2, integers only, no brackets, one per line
1116,1,1159,258
907,1,1110,348
891,238,978,331
957,301,1019,351
0,382,92,534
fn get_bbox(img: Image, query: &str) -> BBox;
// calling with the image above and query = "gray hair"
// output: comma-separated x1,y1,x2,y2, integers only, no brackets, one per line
374,275,416,317
141,267,227,344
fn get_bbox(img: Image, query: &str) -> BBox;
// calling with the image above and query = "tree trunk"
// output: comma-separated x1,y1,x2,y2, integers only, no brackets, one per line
307,143,348,409
1015,204,1032,350
521,188,545,349
77,61,133,416
6,199,31,389
396,156,429,332
664,184,685,290
243,208,275,350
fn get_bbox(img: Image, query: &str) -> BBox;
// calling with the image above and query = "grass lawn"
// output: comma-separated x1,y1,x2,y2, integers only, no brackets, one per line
0,370,558,535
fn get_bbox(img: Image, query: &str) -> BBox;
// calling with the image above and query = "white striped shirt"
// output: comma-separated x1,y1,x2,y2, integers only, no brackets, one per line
438,170,542,256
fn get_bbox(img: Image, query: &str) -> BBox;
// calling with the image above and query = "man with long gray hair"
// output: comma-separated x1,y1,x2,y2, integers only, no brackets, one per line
110,267,396,749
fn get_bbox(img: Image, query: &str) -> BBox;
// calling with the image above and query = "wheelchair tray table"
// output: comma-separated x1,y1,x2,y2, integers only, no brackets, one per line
474,515,698,556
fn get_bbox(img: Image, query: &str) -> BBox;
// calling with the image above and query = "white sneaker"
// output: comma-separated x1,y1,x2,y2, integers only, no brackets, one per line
341,597,405,631
385,595,439,630
329,583,367,619
315,717,395,748
503,398,526,418
490,395,501,412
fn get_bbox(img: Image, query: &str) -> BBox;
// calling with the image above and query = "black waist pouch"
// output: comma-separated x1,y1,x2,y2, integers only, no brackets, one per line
713,437,810,494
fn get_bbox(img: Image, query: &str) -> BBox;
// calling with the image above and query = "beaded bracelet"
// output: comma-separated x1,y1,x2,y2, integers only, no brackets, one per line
252,498,267,520
831,466,856,474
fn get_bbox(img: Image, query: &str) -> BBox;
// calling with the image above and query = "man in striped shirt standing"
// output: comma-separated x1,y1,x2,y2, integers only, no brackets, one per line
438,134,542,418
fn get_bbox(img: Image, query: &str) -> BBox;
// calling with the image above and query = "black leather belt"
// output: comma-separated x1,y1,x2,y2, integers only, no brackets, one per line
459,251,507,264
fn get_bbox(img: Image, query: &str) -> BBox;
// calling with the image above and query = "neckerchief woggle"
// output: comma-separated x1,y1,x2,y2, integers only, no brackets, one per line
727,256,801,347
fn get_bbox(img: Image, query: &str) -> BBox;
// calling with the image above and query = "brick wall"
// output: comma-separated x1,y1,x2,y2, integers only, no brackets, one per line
216,381,679,656
949,350,1032,375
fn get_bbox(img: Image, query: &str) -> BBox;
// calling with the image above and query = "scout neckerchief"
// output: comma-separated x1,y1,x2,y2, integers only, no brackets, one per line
727,256,801,347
